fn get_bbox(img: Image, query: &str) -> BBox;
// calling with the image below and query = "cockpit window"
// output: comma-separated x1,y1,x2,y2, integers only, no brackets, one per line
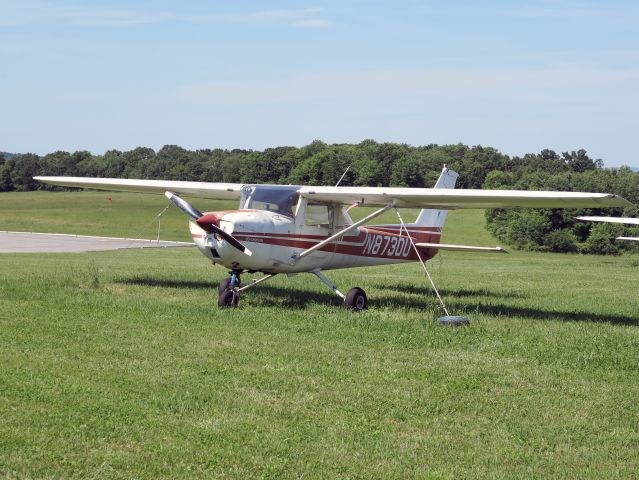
244,186,300,218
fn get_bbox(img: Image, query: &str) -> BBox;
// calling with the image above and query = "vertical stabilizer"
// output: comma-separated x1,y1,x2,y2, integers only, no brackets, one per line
414,166,459,228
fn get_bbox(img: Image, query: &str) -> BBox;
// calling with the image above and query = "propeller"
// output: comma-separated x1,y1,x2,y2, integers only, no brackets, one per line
165,191,252,256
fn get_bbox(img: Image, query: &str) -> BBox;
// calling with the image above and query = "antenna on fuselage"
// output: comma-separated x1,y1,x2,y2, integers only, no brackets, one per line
335,165,351,187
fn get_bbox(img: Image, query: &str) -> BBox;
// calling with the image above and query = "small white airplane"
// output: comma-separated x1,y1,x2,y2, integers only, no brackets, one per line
35,167,630,310
576,216,639,241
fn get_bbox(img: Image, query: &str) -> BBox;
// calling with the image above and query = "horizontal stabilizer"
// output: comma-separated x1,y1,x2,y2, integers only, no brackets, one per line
576,216,639,225
415,242,508,253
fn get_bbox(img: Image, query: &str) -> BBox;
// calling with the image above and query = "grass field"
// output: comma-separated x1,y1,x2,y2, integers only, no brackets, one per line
1,191,639,479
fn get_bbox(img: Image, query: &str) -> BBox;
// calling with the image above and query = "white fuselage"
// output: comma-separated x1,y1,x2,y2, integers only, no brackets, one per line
189,208,440,274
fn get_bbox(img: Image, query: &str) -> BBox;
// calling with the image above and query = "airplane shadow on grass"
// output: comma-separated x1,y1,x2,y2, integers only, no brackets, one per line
117,276,214,290
447,302,639,326
115,276,638,325
116,276,341,308
379,284,529,299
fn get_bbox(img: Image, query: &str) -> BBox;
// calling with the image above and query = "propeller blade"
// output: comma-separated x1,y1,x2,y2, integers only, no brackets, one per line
165,191,252,256
206,224,252,256
164,191,203,220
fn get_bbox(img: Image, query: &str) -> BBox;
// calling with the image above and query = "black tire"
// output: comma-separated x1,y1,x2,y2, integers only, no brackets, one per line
218,289,239,308
344,287,367,311
219,277,241,294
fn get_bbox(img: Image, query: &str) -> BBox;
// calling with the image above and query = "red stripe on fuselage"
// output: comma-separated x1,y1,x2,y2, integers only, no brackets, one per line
233,227,440,260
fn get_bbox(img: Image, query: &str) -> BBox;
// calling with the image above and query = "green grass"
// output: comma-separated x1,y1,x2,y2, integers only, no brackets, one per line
1,191,639,479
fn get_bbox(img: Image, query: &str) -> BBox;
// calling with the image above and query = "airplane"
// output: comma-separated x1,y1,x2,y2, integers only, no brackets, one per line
576,216,639,241
34,167,630,310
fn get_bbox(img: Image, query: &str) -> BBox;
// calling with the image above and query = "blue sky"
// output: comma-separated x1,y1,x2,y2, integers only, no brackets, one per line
1,0,638,166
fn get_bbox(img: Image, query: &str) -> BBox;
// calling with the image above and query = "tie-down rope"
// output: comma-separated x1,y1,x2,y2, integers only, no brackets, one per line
394,208,450,317
97,201,173,276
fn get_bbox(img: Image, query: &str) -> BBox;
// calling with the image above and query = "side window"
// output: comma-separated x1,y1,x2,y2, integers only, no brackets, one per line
305,203,330,226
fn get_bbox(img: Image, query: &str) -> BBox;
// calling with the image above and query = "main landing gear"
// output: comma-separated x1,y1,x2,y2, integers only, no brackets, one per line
216,270,367,311
313,270,368,311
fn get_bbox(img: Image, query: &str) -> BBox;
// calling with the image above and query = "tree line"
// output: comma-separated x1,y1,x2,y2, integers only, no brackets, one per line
1,141,638,254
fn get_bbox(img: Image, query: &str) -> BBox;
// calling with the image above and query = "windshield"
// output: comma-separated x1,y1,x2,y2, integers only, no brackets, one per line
245,186,300,218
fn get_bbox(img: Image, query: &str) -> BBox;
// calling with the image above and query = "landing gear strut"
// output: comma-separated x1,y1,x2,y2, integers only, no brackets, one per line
313,270,368,311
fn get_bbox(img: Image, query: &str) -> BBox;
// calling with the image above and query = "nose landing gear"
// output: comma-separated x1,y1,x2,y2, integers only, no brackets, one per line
218,270,241,308
217,271,277,308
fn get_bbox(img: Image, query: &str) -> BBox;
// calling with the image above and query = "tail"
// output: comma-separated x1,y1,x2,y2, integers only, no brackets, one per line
414,165,459,229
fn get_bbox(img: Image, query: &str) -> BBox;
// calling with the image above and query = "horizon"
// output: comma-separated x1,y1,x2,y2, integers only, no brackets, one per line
2,0,638,167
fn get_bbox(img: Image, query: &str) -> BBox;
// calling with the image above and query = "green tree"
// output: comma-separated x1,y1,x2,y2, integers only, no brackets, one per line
0,156,14,191
582,224,620,255
10,153,40,191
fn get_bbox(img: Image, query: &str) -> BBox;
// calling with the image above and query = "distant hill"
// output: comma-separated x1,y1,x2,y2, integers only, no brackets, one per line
1,152,17,159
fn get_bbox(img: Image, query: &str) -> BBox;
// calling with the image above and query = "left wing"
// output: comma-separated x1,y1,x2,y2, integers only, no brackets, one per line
300,186,630,209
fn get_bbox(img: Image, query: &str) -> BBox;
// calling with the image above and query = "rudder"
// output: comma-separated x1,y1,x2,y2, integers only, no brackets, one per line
414,166,459,229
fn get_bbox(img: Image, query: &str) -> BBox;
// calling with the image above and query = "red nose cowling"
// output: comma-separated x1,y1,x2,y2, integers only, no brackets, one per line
195,213,222,234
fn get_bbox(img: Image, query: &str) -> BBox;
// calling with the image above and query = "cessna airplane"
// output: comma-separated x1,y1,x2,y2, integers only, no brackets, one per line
576,216,639,241
35,167,630,310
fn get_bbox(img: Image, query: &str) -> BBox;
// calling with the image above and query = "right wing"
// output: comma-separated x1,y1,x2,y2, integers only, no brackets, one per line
33,176,244,200
299,186,631,209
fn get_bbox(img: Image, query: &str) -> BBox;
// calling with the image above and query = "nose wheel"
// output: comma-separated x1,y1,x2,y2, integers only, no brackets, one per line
218,288,239,308
218,271,241,308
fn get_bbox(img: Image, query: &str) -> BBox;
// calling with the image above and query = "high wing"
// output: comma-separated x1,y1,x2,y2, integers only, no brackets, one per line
33,176,631,209
616,237,639,241
33,176,244,200
575,216,639,225
299,186,631,209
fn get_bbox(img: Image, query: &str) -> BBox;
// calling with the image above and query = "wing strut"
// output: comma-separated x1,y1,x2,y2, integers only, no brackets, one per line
289,204,394,264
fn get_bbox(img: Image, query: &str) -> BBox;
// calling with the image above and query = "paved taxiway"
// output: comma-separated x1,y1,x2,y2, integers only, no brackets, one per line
0,231,194,253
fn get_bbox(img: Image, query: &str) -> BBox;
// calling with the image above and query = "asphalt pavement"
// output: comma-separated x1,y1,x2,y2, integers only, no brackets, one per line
0,231,194,253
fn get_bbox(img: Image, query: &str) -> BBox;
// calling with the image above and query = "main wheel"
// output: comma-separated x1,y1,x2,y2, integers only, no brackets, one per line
218,288,239,308
344,287,367,311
